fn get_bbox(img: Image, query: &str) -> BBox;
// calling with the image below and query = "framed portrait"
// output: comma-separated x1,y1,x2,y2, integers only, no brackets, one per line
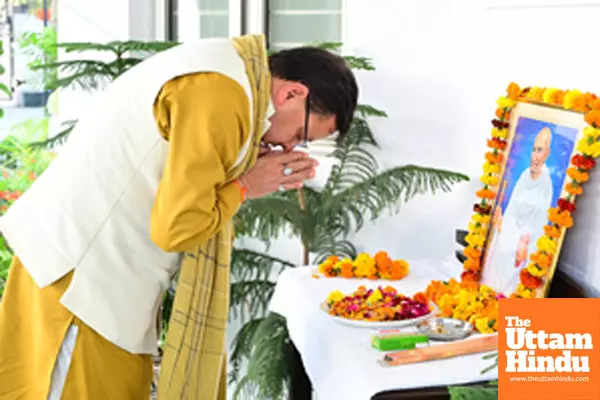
462,83,600,299
480,102,588,296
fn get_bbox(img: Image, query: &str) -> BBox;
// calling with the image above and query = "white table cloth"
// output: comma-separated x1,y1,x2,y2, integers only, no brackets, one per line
269,257,498,400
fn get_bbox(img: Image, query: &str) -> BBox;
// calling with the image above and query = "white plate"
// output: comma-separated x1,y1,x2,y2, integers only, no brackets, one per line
321,302,435,329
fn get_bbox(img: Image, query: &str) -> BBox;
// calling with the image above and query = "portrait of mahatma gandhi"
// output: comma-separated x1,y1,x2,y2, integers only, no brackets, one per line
481,115,579,295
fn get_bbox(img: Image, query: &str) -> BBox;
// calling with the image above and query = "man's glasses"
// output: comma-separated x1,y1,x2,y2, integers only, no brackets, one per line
297,94,310,149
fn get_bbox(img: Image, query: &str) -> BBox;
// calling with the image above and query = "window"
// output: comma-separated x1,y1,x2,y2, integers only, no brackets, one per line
168,0,235,41
267,0,342,50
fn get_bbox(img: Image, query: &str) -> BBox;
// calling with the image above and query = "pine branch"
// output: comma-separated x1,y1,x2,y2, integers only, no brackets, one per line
233,313,292,400
29,120,77,149
233,194,305,242
229,317,265,385
354,104,388,120
230,248,295,322
321,164,469,238
448,384,498,400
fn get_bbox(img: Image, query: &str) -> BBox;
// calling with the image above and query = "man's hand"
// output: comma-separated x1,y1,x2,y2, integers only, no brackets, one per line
493,207,503,233
515,234,529,267
239,150,318,199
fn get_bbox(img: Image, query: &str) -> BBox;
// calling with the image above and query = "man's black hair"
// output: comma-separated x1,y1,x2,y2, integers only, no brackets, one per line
269,47,358,142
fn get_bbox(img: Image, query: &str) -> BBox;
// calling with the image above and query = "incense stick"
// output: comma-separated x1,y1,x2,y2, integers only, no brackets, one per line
380,334,498,367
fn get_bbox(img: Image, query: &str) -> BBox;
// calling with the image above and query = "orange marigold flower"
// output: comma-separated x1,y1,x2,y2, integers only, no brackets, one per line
548,208,574,228
340,260,354,278
463,258,481,272
566,167,589,183
485,152,503,164
464,247,482,260
590,98,600,111
413,292,429,305
475,188,496,200
585,110,600,127
487,137,507,151
530,252,553,268
520,269,543,289
390,260,409,280
543,224,561,239
565,182,583,195
506,82,521,100
554,90,566,106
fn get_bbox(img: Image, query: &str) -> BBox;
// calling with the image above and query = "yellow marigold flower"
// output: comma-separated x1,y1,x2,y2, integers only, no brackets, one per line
527,263,548,278
577,138,600,158
365,289,383,305
496,96,516,110
564,89,582,110
327,290,345,304
353,253,376,278
516,284,535,298
465,233,485,247
536,236,557,254
483,161,501,174
468,222,488,235
480,174,500,187
490,128,508,140
473,214,491,224
475,317,495,334
542,88,558,104
583,126,600,140
527,86,545,101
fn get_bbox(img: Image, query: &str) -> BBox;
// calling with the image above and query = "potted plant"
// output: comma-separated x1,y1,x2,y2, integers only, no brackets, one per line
17,27,57,107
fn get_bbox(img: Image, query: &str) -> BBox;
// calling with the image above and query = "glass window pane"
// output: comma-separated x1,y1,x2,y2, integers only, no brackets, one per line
198,0,229,11
200,15,229,37
269,15,341,45
270,0,341,11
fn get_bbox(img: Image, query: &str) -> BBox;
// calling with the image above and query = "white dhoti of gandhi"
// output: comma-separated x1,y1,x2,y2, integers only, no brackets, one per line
482,127,554,295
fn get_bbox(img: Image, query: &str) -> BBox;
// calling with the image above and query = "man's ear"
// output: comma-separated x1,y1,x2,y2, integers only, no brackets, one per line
274,82,308,106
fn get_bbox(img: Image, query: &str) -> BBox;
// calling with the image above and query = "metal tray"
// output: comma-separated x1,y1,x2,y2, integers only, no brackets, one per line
415,318,473,341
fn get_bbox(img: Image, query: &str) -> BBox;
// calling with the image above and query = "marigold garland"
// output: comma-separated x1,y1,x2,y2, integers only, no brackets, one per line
317,251,410,280
415,279,501,333
462,82,600,298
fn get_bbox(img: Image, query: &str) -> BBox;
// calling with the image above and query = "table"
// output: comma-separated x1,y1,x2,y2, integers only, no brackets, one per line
269,258,498,400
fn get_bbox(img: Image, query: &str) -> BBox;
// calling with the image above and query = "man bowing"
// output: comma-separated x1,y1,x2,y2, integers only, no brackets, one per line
0,34,358,400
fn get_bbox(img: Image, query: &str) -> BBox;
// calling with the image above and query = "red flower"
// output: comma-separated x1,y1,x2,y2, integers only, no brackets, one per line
461,270,481,282
474,204,492,215
557,198,576,213
491,119,510,129
571,154,596,170
520,269,543,289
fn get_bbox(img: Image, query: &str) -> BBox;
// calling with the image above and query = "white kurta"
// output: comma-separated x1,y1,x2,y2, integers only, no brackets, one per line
482,165,553,294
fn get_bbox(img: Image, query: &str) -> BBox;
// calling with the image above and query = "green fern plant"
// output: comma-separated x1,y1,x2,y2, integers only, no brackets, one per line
229,43,470,399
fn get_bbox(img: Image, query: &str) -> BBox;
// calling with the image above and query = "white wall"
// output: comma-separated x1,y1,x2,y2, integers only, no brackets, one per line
342,0,600,295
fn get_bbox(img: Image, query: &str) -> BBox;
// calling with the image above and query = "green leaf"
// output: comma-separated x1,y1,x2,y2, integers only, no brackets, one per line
0,83,11,97
448,383,499,400
230,248,294,322
233,313,292,400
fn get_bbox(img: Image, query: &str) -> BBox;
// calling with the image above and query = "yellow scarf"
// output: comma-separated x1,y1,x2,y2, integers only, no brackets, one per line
157,34,271,399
